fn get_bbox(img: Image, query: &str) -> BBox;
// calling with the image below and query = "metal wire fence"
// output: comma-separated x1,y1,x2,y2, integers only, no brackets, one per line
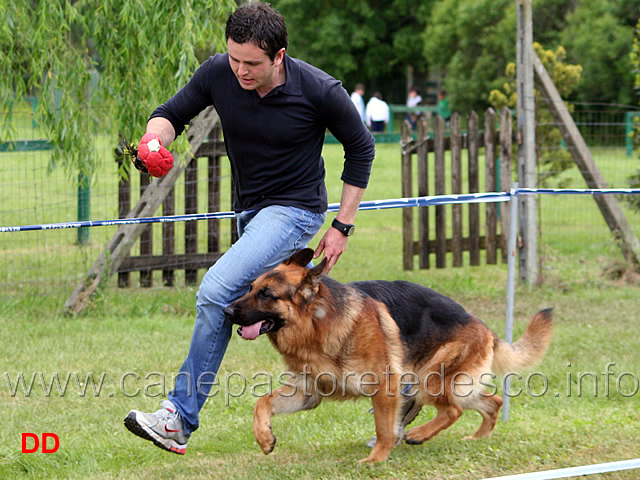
535,101,640,283
1,102,639,303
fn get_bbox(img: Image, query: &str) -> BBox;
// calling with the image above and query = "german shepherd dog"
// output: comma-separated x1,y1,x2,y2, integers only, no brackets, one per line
223,249,553,463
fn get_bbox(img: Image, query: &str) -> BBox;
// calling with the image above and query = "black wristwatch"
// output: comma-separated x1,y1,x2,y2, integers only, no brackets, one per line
331,218,356,236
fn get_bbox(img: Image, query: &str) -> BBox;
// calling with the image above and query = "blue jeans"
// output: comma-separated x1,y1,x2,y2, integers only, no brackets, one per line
168,205,325,435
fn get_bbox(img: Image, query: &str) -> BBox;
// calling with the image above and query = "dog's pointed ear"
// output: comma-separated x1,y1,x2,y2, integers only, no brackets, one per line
306,257,329,286
296,257,328,304
284,248,315,267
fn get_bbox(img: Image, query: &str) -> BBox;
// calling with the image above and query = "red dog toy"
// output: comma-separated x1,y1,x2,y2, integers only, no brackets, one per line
136,133,174,177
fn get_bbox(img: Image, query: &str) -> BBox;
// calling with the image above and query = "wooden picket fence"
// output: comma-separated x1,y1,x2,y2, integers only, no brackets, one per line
114,122,236,287
401,107,514,270
110,106,515,284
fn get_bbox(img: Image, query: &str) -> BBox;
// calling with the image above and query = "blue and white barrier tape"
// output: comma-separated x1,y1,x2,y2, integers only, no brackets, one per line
0,211,237,233
481,457,640,480
517,187,640,196
328,191,512,212
2,188,639,233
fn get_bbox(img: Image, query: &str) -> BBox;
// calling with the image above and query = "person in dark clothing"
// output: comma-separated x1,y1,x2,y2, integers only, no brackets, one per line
124,2,375,455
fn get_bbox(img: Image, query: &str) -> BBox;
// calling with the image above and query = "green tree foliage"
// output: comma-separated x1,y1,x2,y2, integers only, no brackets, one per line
489,43,583,187
627,18,640,212
423,0,515,113
559,0,635,104
423,0,637,113
271,0,432,103
0,0,234,179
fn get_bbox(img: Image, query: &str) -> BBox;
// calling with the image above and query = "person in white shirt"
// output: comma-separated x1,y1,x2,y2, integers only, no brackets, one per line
407,86,422,108
350,83,366,122
365,92,390,133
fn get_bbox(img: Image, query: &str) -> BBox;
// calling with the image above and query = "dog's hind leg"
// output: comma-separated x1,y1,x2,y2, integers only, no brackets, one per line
253,384,322,455
461,393,503,440
404,403,462,444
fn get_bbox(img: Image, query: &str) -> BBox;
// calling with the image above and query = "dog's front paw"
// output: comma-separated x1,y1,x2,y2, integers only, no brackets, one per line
404,427,426,445
255,423,277,454
358,451,389,464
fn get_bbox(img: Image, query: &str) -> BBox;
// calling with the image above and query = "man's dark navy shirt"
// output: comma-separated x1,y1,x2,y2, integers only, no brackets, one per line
151,53,375,213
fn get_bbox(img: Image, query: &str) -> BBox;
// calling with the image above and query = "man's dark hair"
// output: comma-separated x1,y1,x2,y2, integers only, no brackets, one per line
225,3,288,60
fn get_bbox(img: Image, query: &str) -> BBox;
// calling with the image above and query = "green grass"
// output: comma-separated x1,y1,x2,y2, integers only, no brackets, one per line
1,265,639,479
1,132,640,478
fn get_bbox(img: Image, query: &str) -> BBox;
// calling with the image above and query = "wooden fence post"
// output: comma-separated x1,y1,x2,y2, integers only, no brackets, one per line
417,115,430,269
434,114,447,268
485,108,498,265
450,113,463,267
517,0,539,286
162,185,175,287
208,155,221,253
184,157,198,285
468,111,480,266
116,143,131,288
139,173,153,287
401,119,415,270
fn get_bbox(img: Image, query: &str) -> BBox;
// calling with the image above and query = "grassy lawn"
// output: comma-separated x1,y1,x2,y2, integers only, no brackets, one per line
2,259,639,479
1,135,640,478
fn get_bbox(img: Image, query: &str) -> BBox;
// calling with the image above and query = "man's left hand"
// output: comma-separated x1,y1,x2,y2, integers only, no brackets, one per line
313,227,349,272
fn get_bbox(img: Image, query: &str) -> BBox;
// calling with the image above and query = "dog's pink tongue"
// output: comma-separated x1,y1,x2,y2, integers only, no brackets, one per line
241,321,264,341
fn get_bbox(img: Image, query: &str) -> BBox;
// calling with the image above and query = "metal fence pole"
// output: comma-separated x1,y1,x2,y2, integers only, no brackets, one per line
502,183,519,422
77,171,90,245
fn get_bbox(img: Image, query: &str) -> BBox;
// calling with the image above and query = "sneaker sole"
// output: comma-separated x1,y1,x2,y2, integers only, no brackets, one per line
124,412,187,455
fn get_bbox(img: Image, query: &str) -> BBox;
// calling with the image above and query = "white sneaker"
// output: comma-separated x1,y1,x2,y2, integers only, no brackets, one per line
124,400,189,454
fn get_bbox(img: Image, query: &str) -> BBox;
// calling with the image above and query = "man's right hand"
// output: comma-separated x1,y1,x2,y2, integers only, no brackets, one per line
136,133,174,177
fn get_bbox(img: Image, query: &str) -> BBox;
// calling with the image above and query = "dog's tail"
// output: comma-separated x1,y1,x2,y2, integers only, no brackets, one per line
491,308,553,374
